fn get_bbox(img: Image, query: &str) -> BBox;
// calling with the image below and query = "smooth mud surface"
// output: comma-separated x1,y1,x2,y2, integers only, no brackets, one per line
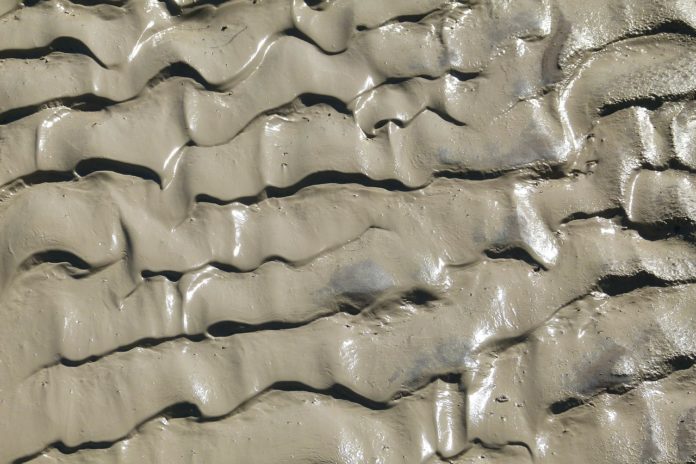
0,0,695,462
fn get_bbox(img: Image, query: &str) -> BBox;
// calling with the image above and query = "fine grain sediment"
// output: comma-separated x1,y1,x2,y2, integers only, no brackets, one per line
1,0,695,463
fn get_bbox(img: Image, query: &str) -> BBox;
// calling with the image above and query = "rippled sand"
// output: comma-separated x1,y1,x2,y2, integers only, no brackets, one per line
0,0,695,462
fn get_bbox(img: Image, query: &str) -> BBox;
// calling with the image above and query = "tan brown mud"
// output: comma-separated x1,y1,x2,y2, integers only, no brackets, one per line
0,0,695,463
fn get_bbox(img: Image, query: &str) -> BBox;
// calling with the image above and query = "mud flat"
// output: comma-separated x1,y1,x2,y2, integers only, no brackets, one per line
0,0,695,463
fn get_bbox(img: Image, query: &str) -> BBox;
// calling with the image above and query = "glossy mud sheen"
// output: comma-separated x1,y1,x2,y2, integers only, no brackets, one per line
0,0,695,462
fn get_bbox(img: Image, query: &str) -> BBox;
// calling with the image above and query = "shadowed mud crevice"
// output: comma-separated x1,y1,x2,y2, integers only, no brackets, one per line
442,442,531,462
0,94,120,126
51,311,320,370
596,271,692,297
427,107,465,127
10,385,385,462
371,105,467,135
550,361,696,416
381,76,415,85
272,381,392,411
206,261,246,273
195,171,416,206
562,207,696,242
56,334,207,369
666,354,696,373
549,396,584,414
335,301,364,315
506,440,535,458
53,440,118,455
661,158,696,175
206,224,385,274
0,63,218,126
390,11,439,24
163,401,203,419
207,287,439,338
561,22,696,74
644,20,696,38
167,0,224,14
400,288,440,306
470,437,530,452
599,91,696,118
437,372,462,385
17,254,120,282
297,93,352,115
7,170,76,189
22,0,125,6
20,250,91,272
302,0,328,11
357,289,441,320
11,401,203,463
372,118,404,131
0,159,161,193
532,162,569,180
0,37,107,68
145,61,216,91
631,221,696,242
488,278,691,357
485,331,536,357
10,372,465,462
448,69,480,82
206,319,307,338
195,193,242,205
75,158,162,185
561,208,624,224
282,28,330,53
379,11,439,27
372,69,479,91
391,373,463,403
371,70,478,88
51,282,433,373
489,277,696,362
11,439,114,463
141,269,184,282
485,246,543,271
157,0,185,16
434,160,567,181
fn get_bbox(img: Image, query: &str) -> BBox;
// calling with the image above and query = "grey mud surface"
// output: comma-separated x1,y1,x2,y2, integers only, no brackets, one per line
0,0,695,462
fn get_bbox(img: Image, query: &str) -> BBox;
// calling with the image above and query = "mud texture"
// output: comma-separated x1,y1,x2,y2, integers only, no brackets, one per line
0,0,695,463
